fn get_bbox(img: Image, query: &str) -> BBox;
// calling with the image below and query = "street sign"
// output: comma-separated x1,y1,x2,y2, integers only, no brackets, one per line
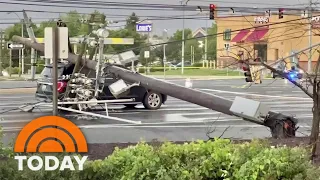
224,43,230,51
136,24,152,32
44,27,69,59
144,51,150,58
7,43,24,50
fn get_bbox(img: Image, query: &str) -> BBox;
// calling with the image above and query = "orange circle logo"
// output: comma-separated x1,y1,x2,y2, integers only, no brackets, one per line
14,116,88,153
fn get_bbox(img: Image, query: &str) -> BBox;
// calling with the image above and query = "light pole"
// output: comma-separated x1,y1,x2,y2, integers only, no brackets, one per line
180,0,191,74
205,18,208,63
0,29,3,76
163,29,168,79
7,12,24,76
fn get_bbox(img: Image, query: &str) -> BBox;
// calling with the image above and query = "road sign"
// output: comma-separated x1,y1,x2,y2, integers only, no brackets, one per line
7,43,24,50
144,51,150,58
136,24,152,32
44,27,69,59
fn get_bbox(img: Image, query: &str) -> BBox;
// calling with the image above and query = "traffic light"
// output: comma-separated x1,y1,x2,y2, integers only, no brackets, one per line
209,4,216,20
279,8,284,19
242,62,253,82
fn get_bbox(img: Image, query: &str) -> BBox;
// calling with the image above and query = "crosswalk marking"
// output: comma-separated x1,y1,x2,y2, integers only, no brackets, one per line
0,88,314,130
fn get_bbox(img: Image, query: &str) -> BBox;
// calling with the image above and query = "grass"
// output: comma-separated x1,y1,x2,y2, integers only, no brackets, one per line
0,77,26,81
147,68,241,76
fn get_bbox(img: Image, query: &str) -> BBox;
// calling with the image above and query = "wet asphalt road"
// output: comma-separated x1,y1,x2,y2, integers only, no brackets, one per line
0,79,313,145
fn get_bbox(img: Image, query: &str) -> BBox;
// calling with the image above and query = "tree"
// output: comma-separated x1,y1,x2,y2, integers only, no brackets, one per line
33,20,56,37
207,24,217,61
185,38,202,63
106,28,146,55
59,10,83,37
162,29,193,63
260,51,320,160
125,12,139,31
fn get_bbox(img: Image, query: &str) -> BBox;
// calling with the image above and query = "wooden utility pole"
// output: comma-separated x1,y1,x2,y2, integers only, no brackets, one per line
0,29,3,76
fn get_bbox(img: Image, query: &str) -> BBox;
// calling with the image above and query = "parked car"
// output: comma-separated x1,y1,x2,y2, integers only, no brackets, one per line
174,61,191,69
35,62,167,110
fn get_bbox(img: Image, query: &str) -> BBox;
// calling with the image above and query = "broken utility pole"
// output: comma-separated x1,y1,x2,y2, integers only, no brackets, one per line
262,50,320,158
12,35,299,139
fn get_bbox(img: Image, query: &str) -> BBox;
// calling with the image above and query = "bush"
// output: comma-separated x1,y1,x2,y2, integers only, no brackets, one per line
36,65,45,74
138,68,145,73
5,67,20,74
78,139,320,180
0,138,320,179
192,62,203,67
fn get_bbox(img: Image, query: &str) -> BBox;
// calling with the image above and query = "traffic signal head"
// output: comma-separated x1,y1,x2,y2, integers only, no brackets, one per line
209,4,216,20
242,63,253,82
279,8,284,19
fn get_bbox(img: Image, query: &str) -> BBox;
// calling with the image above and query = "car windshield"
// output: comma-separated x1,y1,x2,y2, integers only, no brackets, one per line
41,66,64,78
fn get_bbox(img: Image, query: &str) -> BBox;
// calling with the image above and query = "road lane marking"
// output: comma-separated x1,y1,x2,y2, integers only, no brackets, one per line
269,104,313,108
78,125,311,129
1,124,312,131
1,120,312,132
0,120,31,124
0,95,35,99
199,89,310,100
163,115,313,122
266,91,283,93
0,88,36,94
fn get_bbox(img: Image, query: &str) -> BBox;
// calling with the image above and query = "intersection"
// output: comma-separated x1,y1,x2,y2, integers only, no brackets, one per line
0,78,312,145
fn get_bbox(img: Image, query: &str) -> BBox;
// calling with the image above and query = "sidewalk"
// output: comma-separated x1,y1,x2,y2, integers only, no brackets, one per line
0,74,41,81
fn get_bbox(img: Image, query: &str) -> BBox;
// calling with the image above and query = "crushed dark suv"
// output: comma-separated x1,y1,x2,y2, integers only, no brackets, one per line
35,62,167,110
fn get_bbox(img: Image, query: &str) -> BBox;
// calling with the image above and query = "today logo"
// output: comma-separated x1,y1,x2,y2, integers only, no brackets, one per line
14,116,88,171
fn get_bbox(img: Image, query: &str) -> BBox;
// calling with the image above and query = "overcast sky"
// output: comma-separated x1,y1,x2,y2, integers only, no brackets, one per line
0,0,311,36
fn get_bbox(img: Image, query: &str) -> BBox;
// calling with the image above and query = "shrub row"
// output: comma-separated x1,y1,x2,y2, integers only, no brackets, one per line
4,67,20,74
1,138,320,180
3,66,44,74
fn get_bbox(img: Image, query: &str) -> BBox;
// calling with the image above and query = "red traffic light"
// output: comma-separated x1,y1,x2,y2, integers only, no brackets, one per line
279,8,284,12
242,64,249,71
210,4,216,9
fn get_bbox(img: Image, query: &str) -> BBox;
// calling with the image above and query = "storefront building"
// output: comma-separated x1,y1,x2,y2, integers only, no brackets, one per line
215,12,320,71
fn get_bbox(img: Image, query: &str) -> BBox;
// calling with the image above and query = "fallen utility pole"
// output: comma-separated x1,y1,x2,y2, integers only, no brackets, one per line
12,35,299,139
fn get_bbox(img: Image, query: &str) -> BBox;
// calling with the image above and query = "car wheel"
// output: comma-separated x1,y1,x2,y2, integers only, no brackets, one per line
143,91,163,110
124,104,137,108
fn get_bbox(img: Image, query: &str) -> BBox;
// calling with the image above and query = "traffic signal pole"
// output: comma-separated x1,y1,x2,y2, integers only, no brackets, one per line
12,35,299,139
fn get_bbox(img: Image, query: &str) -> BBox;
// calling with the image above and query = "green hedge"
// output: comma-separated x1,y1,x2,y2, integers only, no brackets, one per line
192,62,203,67
0,138,320,179
4,67,20,74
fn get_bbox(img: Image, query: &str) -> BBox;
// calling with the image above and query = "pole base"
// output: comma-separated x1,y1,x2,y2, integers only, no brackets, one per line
264,111,298,139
